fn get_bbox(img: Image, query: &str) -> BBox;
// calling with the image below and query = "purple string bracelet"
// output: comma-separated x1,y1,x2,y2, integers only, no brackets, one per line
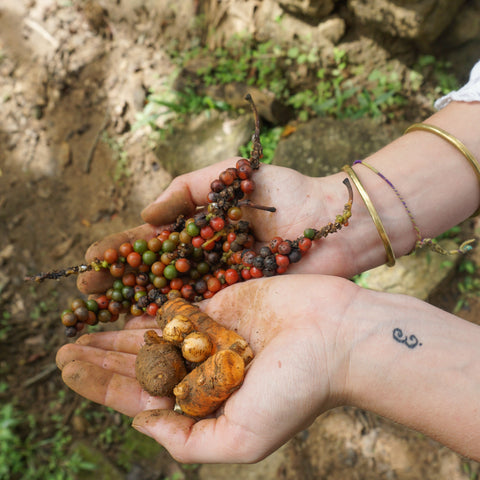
352,160,474,255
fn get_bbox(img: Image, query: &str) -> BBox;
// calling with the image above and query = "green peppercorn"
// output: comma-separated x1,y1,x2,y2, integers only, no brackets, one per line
133,239,148,254
162,239,176,253
163,264,178,280
303,228,315,240
85,299,99,312
142,250,157,265
111,290,124,302
186,222,200,237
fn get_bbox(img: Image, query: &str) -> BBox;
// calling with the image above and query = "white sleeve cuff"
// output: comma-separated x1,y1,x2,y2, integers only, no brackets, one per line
434,60,480,110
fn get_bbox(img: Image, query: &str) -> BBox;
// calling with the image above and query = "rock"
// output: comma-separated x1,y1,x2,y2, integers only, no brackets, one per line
277,0,338,22
71,441,124,480
273,117,407,177
347,0,466,45
155,111,253,177
438,0,480,47
198,443,291,480
355,240,459,300
255,4,346,48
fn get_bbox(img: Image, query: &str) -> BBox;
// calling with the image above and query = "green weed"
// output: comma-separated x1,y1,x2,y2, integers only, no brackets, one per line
0,401,96,480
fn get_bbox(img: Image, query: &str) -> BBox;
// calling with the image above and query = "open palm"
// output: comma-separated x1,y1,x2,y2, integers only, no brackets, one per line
57,275,355,463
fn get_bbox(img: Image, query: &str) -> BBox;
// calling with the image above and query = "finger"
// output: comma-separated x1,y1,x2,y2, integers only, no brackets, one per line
141,158,243,225
85,224,162,262
74,329,156,354
132,409,266,464
124,315,158,330
77,224,164,294
56,343,137,378
61,360,174,417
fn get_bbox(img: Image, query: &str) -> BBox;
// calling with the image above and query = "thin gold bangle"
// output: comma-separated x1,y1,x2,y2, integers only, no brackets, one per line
343,165,396,267
404,123,480,217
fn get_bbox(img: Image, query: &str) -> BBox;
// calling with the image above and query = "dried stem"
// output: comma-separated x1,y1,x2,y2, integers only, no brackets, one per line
245,94,263,169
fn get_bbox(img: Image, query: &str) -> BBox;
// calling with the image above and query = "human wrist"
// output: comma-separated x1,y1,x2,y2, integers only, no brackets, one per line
338,286,480,459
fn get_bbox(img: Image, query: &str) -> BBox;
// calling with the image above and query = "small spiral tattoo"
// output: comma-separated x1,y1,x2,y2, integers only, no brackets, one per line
393,328,422,349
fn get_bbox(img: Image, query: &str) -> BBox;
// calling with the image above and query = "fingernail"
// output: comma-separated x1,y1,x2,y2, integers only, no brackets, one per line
132,421,150,437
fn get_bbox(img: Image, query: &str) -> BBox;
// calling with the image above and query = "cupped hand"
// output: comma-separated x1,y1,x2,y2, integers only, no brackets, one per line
78,158,355,294
57,274,357,463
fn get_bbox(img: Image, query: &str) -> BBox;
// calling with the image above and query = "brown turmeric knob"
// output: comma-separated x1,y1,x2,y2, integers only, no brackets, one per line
135,330,187,397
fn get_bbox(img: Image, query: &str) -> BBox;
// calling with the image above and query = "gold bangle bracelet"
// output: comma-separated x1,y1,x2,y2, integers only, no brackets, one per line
404,123,480,217
343,165,396,267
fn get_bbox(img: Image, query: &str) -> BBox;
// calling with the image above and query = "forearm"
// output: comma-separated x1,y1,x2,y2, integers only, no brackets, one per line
341,287,480,460
311,101,480,275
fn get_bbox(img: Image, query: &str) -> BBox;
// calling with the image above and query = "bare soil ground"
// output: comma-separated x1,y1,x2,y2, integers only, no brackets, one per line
1,1,480,479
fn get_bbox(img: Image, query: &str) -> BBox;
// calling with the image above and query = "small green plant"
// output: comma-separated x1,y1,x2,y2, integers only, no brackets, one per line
454,258,480,313
413,55,460,97
0,402,96,480
238,125,282,164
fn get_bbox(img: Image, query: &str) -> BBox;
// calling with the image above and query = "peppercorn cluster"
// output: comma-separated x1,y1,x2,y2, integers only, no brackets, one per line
61,164,353,337
28,95,353,337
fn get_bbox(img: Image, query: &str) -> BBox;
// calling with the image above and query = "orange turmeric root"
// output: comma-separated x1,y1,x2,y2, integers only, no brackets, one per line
157,297,253,365
173,349,245,417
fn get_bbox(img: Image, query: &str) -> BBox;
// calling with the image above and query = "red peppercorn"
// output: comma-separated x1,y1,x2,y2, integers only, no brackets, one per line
122,272,136,287
219,168,238,186
151,261,165,276
103,248,118,264
86,311,98,325
126,251,142,268
222,241,231,252
277,241,292,255
158,230,170,242
209,216,225,232
202,240,216,251
95,295,109,310
270,237,283,253
203,290,214,299
175,258,190,273
275,254,290,268
191,236,204,248
118,242,133,257
236,158,251,170
237,163,253,179
169,277,183,291
243,234,255,248
232,251,243,264
240,178,255,194
207,276,222,293
146,303,158,316
210,179,225,192
200,225,214,239
109,262,125,278
241,268,252,280
224,268,239,284
180,284,195,301
227,232,236,243
138,263,150,273
108,300,123,316
250,266,263,278
298,237,312,252
276,265,288,274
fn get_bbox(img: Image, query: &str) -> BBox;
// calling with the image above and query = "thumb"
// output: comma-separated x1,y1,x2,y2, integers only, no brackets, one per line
141,185,196,225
